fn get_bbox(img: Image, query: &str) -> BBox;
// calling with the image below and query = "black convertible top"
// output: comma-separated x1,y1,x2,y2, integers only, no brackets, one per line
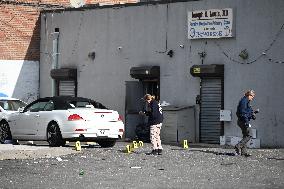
24,96,107,111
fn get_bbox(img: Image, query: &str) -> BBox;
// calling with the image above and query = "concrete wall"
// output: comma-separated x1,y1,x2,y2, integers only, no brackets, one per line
0,60,39,103
40,0,284,147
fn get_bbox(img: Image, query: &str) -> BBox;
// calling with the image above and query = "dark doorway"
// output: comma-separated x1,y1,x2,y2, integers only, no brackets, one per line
125,66,160,140
190,64,224,144
199,77,224,143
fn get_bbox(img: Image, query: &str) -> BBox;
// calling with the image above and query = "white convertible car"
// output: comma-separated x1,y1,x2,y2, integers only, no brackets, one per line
2,96,124,147
0,97,27,143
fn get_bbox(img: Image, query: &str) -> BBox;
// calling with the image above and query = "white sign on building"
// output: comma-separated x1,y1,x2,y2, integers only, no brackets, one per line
188,8,233,39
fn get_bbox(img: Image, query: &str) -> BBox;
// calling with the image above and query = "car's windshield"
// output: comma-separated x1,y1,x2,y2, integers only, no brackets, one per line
0,100,27,111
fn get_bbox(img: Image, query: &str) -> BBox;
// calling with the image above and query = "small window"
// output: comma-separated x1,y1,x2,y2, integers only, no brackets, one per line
26,101,49,112
10,100,26,111
76,101,90,107
0,100,26,111
68,101,91,108
3,101,9,110
43,101,54,111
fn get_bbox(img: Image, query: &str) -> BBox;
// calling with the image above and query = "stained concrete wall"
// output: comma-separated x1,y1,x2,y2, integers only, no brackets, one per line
40,0,284,147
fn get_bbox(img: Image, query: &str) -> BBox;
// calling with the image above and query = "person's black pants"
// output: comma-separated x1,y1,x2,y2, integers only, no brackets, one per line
236,119,252,154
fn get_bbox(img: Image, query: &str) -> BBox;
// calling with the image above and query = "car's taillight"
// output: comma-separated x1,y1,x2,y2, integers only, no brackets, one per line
118,115,123,121
68,114,83,121
75,129,87,132
119,129,124,133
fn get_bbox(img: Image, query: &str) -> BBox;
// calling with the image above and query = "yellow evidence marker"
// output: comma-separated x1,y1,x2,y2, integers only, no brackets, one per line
125,145,131,153
75,141,81,151
183,139,189,149
138,141,144,147
132,141,138,149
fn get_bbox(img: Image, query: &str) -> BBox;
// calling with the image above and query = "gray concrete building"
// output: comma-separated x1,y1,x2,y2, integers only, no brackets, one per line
40,0,284,147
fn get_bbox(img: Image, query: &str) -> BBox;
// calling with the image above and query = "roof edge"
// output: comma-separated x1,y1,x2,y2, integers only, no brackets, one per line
40,0,200,13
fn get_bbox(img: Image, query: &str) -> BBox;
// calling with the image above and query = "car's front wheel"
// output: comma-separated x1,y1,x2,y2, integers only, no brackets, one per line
97,140,116,148
47,122,64,147
0,121,12,144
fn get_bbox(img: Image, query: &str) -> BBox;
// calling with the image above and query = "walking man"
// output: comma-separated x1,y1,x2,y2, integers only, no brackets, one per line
235,90,257,157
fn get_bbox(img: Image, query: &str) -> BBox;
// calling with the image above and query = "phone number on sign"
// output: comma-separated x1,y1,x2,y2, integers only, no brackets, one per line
189,29,223,38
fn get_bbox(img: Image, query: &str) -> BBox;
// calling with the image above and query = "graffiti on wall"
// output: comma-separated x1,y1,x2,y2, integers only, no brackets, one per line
188,8,233,39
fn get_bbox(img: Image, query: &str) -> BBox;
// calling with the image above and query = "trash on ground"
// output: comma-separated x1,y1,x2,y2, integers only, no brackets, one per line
79,169,84,175
130,166,141,169
4,140,13,144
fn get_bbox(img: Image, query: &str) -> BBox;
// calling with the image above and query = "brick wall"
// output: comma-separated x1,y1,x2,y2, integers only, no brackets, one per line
0,0,139,61
86,0,139,4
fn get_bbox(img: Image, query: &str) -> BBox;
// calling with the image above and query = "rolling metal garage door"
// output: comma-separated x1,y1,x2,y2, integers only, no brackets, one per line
59,80,75,97
200,78,223,143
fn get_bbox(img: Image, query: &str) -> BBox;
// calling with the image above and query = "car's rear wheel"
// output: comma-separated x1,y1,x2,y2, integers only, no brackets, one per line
97,140,116,148
0,121,12,144
47,122,64,147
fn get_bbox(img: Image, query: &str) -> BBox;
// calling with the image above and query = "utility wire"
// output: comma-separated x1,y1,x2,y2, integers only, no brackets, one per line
266,55,284,64
214,23,284,64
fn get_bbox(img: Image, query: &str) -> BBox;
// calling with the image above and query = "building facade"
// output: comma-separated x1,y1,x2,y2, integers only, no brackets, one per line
0,0,138,102
40,0,284,147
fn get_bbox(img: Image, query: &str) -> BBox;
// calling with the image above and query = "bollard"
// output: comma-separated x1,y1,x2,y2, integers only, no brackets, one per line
75,141,81,151
138,141,144,147
132,141,138,149
183,140,189,149
125,145,131,153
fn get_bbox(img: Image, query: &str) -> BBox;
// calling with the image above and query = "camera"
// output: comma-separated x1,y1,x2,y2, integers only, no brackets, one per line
252,108,259,120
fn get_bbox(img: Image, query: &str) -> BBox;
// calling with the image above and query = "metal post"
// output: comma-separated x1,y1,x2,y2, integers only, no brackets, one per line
52,31,59,96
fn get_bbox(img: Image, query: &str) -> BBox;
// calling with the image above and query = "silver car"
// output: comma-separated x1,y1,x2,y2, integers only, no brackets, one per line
0,97,27,143
5,96,125,147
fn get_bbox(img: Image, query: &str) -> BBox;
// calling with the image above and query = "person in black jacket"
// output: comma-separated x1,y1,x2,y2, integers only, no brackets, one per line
139,94,163,155
235,90,256,157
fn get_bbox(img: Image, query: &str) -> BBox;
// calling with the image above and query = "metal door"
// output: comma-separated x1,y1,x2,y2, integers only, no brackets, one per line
200,77,223,143
59,80,76,97
125,81,144,139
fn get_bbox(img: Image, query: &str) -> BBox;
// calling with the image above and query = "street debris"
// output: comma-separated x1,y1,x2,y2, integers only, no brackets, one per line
0,142,283,189
79,169,84,175
130,166,141,169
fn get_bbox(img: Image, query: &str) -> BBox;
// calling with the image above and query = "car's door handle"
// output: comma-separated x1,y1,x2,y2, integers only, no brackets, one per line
35,114,40,117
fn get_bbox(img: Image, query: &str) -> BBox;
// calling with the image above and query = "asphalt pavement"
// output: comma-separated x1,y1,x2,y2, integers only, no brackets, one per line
0,141,283,189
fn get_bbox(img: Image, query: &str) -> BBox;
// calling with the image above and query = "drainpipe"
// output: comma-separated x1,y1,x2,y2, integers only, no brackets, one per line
52,29,59,96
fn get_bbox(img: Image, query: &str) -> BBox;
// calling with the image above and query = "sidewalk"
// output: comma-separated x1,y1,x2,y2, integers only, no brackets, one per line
0,143,79,160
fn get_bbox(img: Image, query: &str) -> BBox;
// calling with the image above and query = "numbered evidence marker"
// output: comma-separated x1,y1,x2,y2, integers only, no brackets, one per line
75,141,81,151
138,141,144,147
125,145,131,153
132,141,138,149
183,140,189,149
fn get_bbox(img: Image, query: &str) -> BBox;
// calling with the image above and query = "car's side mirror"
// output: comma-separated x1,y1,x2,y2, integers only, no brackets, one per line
18,107,24,113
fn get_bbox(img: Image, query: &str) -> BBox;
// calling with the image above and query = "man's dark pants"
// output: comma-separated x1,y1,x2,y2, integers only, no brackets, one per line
235,119,252,154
